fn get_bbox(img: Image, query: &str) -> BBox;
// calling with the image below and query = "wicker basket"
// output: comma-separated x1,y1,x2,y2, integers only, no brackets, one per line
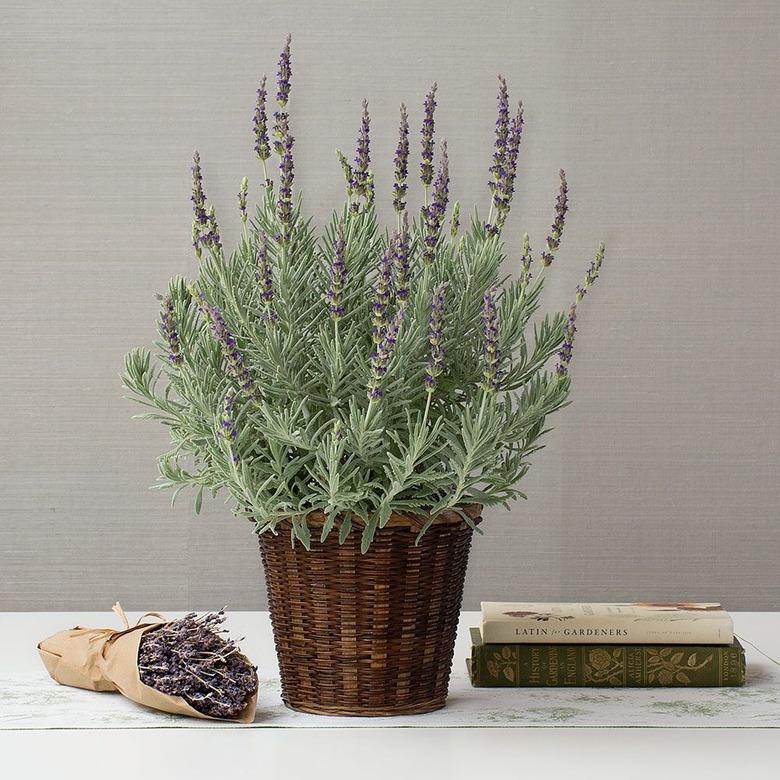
258,504,482,716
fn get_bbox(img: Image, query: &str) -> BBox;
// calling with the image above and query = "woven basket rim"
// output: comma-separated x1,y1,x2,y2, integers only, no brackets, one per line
259,503,482,531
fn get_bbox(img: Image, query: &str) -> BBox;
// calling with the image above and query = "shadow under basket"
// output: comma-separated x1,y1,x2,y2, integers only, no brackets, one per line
258,504,482,717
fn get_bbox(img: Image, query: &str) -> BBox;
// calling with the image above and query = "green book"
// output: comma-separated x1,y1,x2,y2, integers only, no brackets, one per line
468,627,746,687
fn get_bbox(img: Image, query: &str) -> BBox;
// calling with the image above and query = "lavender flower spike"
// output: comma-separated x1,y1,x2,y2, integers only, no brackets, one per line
420,83,438,190
450,201,460,239
190,153,223,256
575,241,605,303
253,75,271,162
480,287,503,394
206,205,222,253
555,303,578,377
219,390,239,463
255,231,278,322
367,302,408,400
272,35,293,217
556,242,605,376
276,118,295,244
487,76,510,208
422,141,449,265
371,241,395,343
520,233,533,286
393,212,411,302
393,104,409,214
327,221,347,319
540,169,568,267
198,293,261,403
425,282,448,393
492,101,524,233
486,76,524,235
157,294,183,365
354,99,373,204
276,34,292,107
335,150,358,203
190,151,209,259
220,389,237,440
238,177,248,226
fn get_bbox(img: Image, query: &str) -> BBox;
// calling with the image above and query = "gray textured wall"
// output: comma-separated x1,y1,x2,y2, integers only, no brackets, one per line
1,1,778,611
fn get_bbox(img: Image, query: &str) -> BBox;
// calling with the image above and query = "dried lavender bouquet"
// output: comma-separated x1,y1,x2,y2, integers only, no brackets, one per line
122,35,606,552
138,610,258,720
38,604,258,722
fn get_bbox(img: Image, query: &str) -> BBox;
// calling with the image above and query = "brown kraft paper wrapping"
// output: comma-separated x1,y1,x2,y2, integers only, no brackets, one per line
37,605,258,723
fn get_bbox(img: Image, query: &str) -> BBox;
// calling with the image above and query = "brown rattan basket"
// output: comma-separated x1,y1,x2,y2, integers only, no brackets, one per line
258,504,482,716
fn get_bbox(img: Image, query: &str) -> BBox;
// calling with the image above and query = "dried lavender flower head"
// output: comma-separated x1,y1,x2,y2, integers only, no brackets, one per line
138,610,258,720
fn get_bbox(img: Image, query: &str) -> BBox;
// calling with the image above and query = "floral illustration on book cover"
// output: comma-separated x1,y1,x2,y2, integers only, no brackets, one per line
583,647,715,686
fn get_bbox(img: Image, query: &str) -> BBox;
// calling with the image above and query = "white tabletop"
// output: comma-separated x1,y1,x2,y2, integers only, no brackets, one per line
2,611,779,779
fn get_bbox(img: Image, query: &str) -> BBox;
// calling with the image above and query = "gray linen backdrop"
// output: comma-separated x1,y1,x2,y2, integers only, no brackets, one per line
1,1,778,611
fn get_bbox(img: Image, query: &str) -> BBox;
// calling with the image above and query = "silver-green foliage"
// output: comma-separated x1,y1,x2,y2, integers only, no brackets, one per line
122,49,603,552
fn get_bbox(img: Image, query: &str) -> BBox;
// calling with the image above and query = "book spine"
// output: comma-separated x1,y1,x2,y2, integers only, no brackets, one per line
481,617,733,645
469,642,746,687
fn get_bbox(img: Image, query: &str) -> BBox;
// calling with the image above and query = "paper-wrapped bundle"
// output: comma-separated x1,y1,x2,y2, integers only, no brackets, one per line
37,604,258,723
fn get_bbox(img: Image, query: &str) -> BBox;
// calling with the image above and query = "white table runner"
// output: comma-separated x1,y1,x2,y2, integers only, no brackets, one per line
2,655,778,729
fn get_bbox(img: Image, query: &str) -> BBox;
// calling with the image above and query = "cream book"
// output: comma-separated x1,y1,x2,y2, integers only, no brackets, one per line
480,602,734,645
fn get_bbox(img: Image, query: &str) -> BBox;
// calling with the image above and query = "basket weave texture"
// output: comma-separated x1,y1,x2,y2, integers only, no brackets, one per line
258,505,482,716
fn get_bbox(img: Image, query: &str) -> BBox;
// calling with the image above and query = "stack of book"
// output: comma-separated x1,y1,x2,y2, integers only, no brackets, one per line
468,602,746,688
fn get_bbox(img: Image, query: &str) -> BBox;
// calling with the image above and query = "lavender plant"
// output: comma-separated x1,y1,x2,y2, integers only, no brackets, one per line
138,610,257,719
123,39,605,552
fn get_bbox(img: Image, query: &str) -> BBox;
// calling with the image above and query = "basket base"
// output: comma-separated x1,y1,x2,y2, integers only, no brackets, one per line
282,696,447,717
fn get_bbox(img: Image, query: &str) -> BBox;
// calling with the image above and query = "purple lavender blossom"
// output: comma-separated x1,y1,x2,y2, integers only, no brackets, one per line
238,177,248,226
576,241,605,302
420,83,438,190
422,142,449,264
255,232,278,322
219,389,238,441
353,99,373,204
190,152,210,258
138,610,257,720
425,282,448,392
189,153,223,257
276,34,292,107
540,169,568,267
198,293,261,403
157,294,183,365
367,302,407,400
555,303,577,377
207,206,222,252
371,242,395,343
393,212,411,302
275,117,295,244
486,77,524,235
272,36,294,236
556,242,605,376
191,152,207,223
393,104,409,214
327,221,347,319
253,75,271,162
487,76,510,207
493,102,524,232
480,287,503,394
219,390,239,464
